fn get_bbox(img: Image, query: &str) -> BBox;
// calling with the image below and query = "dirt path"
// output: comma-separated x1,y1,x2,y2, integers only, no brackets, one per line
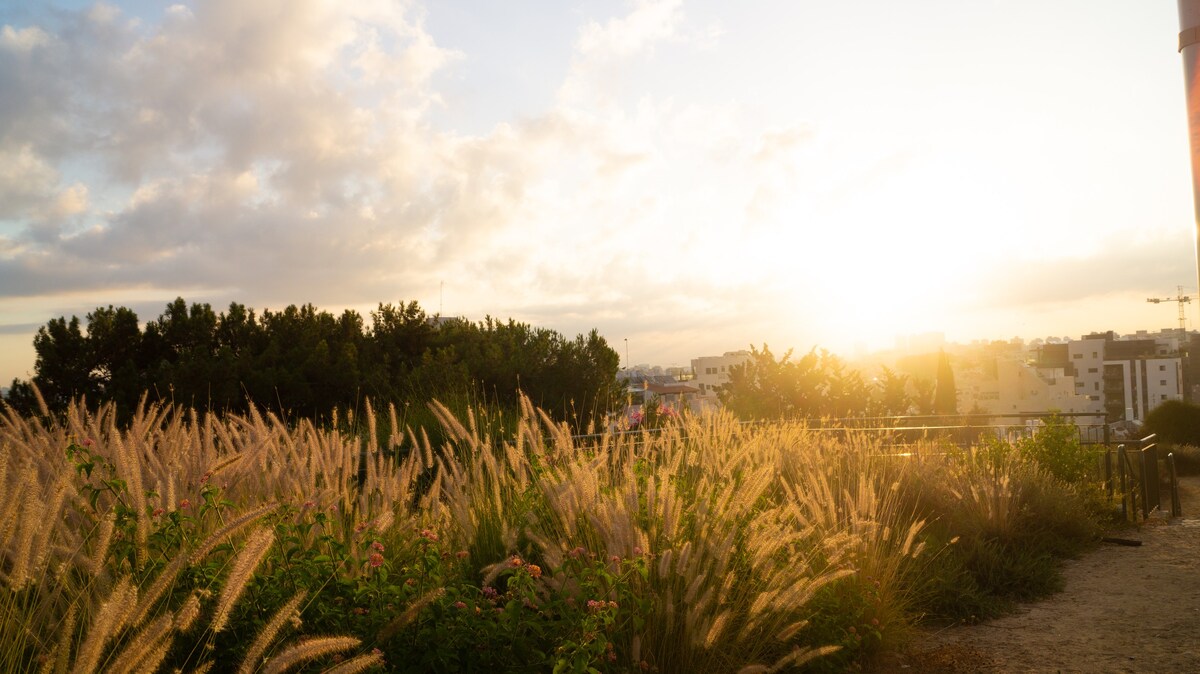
876,476,1200,673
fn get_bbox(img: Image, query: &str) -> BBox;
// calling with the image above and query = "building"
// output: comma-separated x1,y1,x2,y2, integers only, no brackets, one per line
1062,331,1185,422
957,356,1102,418
955,329,1188,424
689,350,752,412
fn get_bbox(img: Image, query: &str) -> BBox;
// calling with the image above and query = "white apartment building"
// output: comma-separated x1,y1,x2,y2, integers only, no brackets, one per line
1106,357,1183,421
1068,337,1107,399
690,350,751,411
1065,332,1186,422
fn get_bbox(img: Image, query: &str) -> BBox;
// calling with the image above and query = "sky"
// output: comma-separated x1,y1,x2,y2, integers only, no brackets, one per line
1,0,1197,385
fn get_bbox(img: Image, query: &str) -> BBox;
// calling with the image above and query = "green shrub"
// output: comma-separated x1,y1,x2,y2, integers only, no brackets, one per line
1145,400,1200,446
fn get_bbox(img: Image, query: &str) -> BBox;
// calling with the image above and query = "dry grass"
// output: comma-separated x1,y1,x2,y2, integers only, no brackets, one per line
1,391,1093,673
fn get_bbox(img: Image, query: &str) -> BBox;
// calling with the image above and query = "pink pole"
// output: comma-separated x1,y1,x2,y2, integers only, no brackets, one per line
1179,1,1200,302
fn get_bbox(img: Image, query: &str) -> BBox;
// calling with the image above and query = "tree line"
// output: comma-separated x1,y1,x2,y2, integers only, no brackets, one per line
717,344,957,420
4,298,621,429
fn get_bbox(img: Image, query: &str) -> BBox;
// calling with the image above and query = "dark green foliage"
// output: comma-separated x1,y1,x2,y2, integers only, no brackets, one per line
1144,399,1200,446
4,299,621,432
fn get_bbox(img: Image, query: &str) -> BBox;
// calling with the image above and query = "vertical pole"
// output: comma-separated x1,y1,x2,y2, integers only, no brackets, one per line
1179,1,1200,312
1118,444,1129,520
1104,449,1114,503
1169,452,1183,517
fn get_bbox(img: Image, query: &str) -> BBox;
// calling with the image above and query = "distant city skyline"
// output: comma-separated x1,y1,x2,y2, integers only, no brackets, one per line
1,1,1196,384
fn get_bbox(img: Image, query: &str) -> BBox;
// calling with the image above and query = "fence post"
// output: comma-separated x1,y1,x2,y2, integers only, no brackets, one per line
1104,449,1113,503
1169,452,1183,517
1117,444,1129,520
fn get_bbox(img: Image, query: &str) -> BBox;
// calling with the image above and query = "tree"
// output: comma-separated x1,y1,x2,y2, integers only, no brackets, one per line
30,316,93,411
85,305,144,414
872,366,911,416
718,344,869,420
933,350,957,416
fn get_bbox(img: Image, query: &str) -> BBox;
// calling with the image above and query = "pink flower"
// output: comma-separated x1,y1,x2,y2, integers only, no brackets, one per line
511,555,524,567
453,601,467,609
528,564,542,579
178,499,191,510
633,546,643,556
355,522,368,533
302,500,316,509
82,438,93,447
610,555,620,563
368,553,384,568
482,586,499,599
419,529,439,542
456,550,469,559
152,507,165,518
371,540,385,553
569,546,587,559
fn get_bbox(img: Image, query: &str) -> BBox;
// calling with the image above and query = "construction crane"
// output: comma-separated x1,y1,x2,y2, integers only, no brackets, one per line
1147,285,1193,333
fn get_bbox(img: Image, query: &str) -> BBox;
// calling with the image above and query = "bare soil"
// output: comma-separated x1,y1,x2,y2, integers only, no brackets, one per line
873,476,1200,673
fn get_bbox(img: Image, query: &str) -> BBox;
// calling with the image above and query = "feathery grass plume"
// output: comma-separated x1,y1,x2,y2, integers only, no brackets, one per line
105,613,173,674
127,639,172,674
112,433,149,565
0,452,9,518
174,593,202,633
377,588,445,642
187,501,278,565
37,603,76,674
321,651,384,674
261,636,361,674
212,526,276,632
189,662,214,674
72,575,137,674
8,479,46,588
129,554,188,628
29,474,71,579
237,591,308,674
0,464,26,565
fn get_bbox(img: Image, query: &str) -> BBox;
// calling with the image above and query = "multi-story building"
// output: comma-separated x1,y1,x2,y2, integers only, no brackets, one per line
1057,331,1186,422
689,350,752,412
957,356,1102,417
958,329,1188,423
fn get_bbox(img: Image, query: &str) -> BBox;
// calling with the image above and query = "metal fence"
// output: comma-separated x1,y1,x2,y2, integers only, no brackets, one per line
586,411,1185,521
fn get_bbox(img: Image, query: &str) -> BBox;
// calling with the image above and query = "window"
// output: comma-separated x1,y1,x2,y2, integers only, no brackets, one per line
1087,368,1098,373
720,366,725,373
1160,365,1167,371
1160,380,1167,386
1072,354,1083,359
1092,351,1098,358
1095,382,1100,391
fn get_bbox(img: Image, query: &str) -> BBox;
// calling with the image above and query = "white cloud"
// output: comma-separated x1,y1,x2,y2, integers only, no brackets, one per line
0,25,50,52
1,0,1180,378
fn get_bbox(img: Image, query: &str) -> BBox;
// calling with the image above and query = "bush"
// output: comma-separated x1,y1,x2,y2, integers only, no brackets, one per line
1145,400,1200,446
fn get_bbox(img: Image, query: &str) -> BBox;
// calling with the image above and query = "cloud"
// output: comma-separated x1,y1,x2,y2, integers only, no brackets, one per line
973,232,1196,309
